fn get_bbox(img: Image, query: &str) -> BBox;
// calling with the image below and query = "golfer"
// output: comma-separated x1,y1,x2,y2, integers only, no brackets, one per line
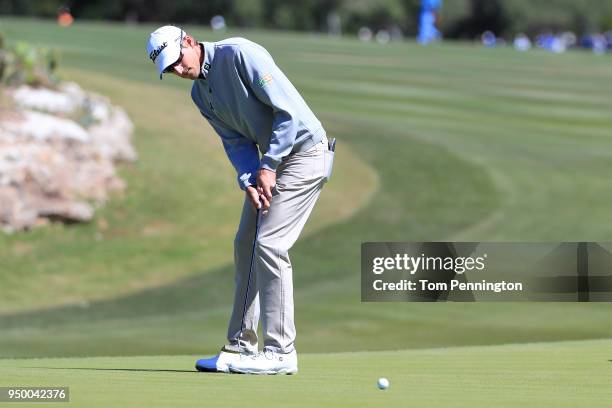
147,26,334,374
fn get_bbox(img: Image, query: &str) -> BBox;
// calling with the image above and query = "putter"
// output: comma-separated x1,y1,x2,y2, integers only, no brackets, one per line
237,204,262,353
329,137,336,152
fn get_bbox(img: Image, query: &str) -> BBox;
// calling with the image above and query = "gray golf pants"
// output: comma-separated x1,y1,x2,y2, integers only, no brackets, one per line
225,137,329,354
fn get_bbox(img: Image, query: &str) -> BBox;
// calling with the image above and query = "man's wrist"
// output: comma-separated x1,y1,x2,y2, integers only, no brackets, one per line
260,155,280,172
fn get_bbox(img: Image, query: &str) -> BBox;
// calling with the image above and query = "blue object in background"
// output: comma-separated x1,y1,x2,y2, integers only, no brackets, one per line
418,0,442,44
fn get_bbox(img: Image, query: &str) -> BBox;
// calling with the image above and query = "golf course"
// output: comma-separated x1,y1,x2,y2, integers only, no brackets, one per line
1,18,611,406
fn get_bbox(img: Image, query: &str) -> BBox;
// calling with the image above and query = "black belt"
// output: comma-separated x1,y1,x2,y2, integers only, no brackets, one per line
291,135,328,154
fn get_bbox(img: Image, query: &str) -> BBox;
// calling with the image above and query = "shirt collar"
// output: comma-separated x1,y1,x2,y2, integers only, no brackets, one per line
199,42,214,79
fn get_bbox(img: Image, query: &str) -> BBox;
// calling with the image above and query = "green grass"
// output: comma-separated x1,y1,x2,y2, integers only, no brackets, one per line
0,21,376,312
1,17,612,365
2,339,612,407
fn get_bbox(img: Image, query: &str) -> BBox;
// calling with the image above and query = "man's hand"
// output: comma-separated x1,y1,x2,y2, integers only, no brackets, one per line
246,185,270,212
257,168,276,201
246,169,276,212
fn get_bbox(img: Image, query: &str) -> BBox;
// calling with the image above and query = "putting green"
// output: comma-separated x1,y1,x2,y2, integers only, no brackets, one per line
1,339,611,407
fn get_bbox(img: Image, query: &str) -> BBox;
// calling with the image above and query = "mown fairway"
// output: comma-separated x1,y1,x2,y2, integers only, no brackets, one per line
1,18,612,405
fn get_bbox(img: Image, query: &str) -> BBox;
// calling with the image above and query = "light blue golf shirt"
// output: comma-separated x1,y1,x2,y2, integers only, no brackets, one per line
191,38,326,190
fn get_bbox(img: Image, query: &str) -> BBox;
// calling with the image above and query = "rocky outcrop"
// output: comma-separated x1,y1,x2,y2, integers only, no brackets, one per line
0,82,136,233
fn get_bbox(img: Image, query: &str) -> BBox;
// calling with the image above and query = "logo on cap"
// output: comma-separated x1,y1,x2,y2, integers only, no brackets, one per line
149,42,168,62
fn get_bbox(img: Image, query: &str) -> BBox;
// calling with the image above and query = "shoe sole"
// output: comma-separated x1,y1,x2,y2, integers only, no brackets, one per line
195,365,230,373
229,367,298,375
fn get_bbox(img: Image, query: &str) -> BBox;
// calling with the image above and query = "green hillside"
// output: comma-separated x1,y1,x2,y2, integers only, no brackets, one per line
0,18,611,359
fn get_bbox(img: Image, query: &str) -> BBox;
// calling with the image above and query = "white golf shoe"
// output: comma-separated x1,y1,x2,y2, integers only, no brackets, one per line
229,347,298,375
195,347,248,373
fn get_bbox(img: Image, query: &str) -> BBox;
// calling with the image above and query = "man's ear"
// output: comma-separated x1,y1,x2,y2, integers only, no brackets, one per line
184,34,196,47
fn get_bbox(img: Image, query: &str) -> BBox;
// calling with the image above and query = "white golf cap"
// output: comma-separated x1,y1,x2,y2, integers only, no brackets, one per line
146,25,184,79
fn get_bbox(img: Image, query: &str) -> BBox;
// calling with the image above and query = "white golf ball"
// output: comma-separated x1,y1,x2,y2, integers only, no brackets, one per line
377,377,389,390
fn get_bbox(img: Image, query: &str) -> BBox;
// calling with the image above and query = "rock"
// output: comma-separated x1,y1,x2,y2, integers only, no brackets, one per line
11,84,83,114
0,187,37,233
38,200,94,222
89,107,137,162
0,110,90,143
0,82,136,232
